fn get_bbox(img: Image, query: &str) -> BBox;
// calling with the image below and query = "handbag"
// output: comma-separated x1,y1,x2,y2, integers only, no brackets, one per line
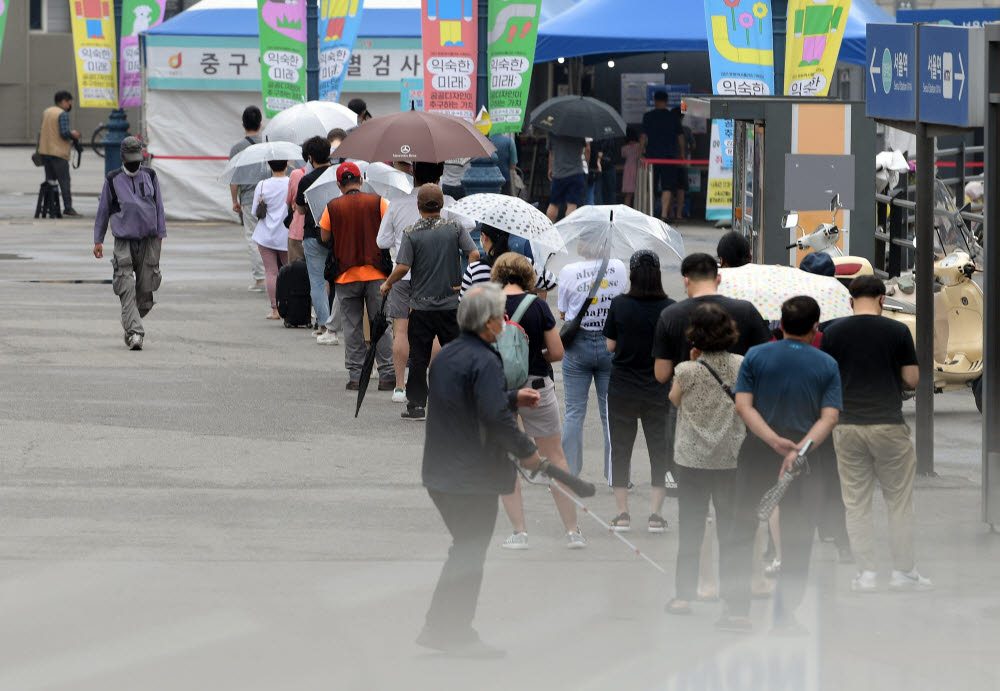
282,204,294,229
698,360,736,401
254,182,267,220
31,132,43,167
559,256,609,348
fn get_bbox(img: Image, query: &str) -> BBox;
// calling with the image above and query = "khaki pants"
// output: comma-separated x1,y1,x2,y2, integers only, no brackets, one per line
833,424,917,574
112,237,162,337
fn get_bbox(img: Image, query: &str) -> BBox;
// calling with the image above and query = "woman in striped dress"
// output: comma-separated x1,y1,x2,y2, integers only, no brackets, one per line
460,225,555,299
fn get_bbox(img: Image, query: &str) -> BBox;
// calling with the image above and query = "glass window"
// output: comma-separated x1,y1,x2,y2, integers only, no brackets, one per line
30,0,43,30
46,0,72,33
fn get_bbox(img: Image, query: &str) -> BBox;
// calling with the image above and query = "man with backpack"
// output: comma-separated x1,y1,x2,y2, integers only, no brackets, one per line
92,137,166,351
380,184,480,420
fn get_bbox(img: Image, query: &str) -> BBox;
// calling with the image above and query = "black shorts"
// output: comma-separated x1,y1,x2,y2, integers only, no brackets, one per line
653,164,685,192
550,173,585,207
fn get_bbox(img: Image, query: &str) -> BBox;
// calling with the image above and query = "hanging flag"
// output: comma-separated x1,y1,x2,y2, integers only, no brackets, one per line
0,1,8,65
421,0,477,121
258,0,307,118
784,0,852,96
319,0,365,102
119,0,167,108
486,0,541,134
70,0,119,108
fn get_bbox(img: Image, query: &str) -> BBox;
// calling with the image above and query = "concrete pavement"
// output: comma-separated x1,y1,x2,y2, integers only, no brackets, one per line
0,149,997,691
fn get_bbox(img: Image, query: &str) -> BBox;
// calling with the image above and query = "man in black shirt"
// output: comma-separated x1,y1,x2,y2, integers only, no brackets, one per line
821,276,931,593
641,91,686,223
295,137,335,335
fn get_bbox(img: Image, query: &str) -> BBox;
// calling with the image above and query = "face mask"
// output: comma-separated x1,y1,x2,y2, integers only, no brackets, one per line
65,103,73,112
123,161,141,176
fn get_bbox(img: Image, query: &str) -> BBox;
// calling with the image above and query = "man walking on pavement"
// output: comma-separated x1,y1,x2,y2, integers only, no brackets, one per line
821,276,932,593
38,90,82,217
92,137,166,351
380,184,480,420
319,162,395,390
229,105,267,292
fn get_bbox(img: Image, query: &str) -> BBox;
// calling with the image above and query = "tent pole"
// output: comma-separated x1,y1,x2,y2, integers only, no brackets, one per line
307,0,320,101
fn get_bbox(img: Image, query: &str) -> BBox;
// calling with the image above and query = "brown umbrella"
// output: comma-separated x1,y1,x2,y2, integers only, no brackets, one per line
334,110,496,163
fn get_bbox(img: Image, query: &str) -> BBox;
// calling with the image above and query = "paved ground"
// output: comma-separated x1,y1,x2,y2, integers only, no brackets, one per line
0,148,997,691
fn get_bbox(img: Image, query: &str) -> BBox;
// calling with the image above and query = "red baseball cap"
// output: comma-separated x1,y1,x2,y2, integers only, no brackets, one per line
337,161,362,183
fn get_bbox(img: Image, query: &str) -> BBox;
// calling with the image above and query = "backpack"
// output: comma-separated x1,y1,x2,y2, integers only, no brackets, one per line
106,166,158,215
494,294,537,390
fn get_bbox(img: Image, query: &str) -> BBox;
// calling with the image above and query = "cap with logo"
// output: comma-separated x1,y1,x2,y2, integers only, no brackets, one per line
120,136,145,163
337,161,362,183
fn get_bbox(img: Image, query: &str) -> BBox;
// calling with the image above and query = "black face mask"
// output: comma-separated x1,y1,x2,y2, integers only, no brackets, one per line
64,103,73,112
123,161,142,173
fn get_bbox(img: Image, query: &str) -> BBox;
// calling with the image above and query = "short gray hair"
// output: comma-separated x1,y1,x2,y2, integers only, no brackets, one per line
458,282,505,334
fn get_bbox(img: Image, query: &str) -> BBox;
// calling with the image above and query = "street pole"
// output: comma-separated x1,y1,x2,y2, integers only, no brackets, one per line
772,0,787,95
306,0,319,101
915,123,936,476
461,0,504,198
102,0,130,175
983,23,1000,527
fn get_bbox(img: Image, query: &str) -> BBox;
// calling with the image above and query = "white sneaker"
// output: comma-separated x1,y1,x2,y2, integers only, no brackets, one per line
566,529,587,549
317,331,339,345
889,568,933,592
391,388,407,403
127,333,143,351
312,328,325,336
501,532,529,550
851,570,878,593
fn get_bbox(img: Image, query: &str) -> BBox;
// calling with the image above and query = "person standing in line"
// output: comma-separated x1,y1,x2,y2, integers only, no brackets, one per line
620,127,641,208
640,91,685,224
557,236,627,478
603,251,675,532
318,162,394,391
821,276,932,593
347,98,372,125
489,133,518,195
251,160,291,320
327,128,347,153
38,90,81,217
490,253,586,551
441,158,471,200
285,144,309,264
665,303,746,618
380,184,480,420
459,225,555,299
295,137,337,344
92,137,165,351
417,283,542,658
229,105,267,291
544,134,588,222
717,231,752,268
732,296,842,634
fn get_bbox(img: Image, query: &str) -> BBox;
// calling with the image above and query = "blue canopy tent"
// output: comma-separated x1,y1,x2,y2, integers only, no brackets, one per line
535,0,893,66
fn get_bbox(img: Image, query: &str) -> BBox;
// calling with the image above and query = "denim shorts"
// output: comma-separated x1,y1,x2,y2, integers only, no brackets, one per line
549,173,585,207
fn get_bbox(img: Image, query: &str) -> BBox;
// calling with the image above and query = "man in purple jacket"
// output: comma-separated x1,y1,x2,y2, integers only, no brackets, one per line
93,137,166,350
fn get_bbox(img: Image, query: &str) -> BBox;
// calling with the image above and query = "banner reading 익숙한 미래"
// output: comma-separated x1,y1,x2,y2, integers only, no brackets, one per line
784,0,852,96
258,0,307,118
487,0,541,134
70,0,118,108
422,0,477,120
319,0,364,102
119,0,166,108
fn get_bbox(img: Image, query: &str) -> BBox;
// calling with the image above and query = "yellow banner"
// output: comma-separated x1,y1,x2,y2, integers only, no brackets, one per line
70,0,118,108
784,0,851,97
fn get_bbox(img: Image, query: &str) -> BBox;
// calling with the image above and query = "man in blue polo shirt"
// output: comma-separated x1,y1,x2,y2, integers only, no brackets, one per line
729,296,842,634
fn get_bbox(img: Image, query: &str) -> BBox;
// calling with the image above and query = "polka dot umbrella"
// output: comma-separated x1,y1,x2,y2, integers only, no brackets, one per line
444,193,565,253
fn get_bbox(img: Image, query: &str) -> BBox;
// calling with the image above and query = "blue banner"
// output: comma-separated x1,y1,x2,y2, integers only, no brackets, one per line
401,78,424,111
319,0,365,102
704,0,775,168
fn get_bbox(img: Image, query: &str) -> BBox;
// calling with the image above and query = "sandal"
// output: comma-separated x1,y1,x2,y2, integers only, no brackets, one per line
665,598,692,615
610,512,631,532
648,513,668,533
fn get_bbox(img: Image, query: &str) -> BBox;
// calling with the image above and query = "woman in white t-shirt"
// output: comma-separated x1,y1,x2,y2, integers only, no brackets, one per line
557,247,627,479
251,160,291,319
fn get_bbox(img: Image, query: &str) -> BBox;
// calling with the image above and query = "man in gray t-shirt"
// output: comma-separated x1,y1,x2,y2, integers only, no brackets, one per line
381,184,480,420
228,105,268,288
545,134,589,222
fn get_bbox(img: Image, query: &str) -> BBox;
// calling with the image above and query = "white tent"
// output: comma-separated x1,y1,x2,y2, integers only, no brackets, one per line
141,0,421,221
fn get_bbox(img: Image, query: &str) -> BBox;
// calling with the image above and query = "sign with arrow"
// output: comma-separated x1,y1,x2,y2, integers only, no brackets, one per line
918,24,985,128
865,24,917,122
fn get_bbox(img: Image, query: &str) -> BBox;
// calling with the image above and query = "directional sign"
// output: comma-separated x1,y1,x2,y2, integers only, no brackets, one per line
898,8,1000,28
865,24,917,121
919,25,985,128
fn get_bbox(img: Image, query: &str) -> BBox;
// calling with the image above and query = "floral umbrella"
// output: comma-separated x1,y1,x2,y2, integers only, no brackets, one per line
718,262,853,321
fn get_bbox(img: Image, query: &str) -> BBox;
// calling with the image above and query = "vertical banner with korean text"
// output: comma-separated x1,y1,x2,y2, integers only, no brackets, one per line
119,0,166,108
319,0,364,102
70,0,119,108
258,0,307,118
0,1,8,64
704,0,774,220
784,0,851,96
421,0,477,120
487,0,541,134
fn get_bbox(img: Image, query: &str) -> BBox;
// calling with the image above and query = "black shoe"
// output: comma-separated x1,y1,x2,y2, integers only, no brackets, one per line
415,629,504,658
345,381,360,391
401,406,426,421
63,208,81,217
377,380,395,391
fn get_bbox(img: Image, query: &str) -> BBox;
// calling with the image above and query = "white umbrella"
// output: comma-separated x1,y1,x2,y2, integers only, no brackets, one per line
363,163,413,201
303,161,371,221
543,205,686,277
444,193,564,252
264,101,357,144
218,141,304,185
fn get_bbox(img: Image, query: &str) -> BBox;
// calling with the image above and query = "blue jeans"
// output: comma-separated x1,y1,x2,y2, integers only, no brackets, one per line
561,330,612,478
302,237,330,327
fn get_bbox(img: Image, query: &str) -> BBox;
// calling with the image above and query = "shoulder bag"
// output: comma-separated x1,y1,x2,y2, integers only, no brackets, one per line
698,359,735,402
559,256,609,349
31,132,44,167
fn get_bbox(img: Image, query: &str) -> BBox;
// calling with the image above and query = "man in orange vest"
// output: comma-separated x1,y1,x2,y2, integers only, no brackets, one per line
38,91,82,217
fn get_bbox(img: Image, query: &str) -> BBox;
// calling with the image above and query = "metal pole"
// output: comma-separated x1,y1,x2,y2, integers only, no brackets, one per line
461,0,504,196
958,140,967,201
101,0,130,176
983,24,1000,527
772,0,788,95
306,0,319,101
915,123,936,477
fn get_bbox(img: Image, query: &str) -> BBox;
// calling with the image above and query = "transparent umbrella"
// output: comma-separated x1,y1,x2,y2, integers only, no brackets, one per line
363,163,413,201
218,141,304,185
304,161,371,221
541,205,685,277
263,101,357,144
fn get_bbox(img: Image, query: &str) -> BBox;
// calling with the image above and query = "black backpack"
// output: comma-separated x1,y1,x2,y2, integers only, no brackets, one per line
276,259,312,327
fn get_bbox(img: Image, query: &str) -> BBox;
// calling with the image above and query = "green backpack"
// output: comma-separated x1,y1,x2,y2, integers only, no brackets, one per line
494,294,537,390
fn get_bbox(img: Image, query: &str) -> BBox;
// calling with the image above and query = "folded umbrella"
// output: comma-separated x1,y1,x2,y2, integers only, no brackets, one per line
334,110,496,163
355,295,391,418
530,96,627,140
719,263,853,321
219,141,304,185
263,101,357,144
